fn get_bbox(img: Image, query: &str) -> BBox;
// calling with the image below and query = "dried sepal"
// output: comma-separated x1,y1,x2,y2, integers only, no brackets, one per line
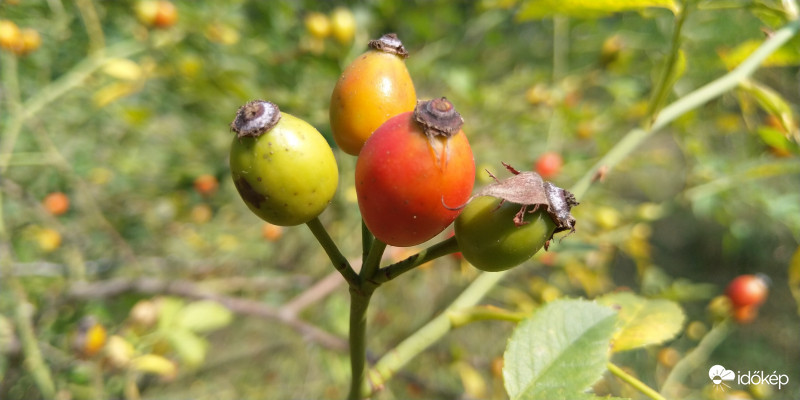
368,33,409,58
230,100,281,139
445,162,579,244
413,97,464,139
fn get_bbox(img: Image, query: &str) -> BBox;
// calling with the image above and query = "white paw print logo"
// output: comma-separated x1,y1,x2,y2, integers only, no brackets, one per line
709,365,735,390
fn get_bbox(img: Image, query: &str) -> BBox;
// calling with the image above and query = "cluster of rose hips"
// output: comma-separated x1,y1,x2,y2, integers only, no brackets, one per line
228,33,578,272
725,274,770,324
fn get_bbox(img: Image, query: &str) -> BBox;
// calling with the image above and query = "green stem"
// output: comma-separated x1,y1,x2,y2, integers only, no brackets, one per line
607,362,666,400
348,288,373,400
660,320,732,398
360,238,386,284
361,220,373,267
365,271,507,395
371,235,460,285
12,282,57,399
646,1,691,121
305,218,359,286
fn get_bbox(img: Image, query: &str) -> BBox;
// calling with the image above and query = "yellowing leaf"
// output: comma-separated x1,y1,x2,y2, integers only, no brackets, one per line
720,40,800,70
516,0,678,20
739,79,799,142
455,361,488,399
597,292,684,352
131,354,177,378
92,82,141,108
102,58,143,81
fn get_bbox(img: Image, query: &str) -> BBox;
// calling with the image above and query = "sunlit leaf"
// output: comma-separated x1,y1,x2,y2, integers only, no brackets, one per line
503,299,617,399
157,297,185,332
131,354,177,377
597,292,684,352
516,0,678,20
102,58,143,81
175,300,233,333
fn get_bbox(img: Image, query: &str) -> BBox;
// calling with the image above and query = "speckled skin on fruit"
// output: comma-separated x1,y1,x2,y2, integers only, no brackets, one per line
330,50,416,155
356,111,474,247
230,113,338,226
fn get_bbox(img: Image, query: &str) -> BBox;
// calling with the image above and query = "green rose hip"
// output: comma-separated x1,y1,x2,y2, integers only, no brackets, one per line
229,100,338,226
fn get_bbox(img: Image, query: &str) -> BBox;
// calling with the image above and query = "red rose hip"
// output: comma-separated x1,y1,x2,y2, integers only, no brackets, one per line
355,98,475,247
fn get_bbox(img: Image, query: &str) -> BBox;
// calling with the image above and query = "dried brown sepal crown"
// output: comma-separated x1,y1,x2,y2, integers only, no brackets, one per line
230,100,281,139
413,97,464,140
446,162,579,240
368,33,409,58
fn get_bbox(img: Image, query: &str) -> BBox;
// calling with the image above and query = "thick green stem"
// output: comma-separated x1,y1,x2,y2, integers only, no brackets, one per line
306,218,360,286
607,362,666,400
660,320,732,398
360,238,386,283
348,288,373,400
361,220,373,267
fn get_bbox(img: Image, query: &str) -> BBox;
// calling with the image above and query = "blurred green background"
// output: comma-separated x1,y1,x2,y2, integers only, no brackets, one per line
1,0,799,399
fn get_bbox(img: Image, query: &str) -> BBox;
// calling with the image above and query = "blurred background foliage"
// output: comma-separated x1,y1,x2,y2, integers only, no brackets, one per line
1,0,799,399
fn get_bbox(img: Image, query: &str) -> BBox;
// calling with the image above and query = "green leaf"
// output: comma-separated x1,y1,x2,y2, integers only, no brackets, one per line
516,0,678,20
157,297,185,332
597,292,684,352
503,299,617,400
175,300,233,333
167,329,208,367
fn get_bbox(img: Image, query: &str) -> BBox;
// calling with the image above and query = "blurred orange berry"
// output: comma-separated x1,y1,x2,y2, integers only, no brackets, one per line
193,174,219,196
153,1,178,28
0,20,21,51
657,347,680,368
733,304,759,324
43,192,70,216
13,28,41,56
534,152,563,179
136,0,177,28
190,204,213,224
73,317,107,357
261,222,284,242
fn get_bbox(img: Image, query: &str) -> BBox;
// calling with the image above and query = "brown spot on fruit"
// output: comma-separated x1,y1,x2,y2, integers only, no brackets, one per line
233,177,267,208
